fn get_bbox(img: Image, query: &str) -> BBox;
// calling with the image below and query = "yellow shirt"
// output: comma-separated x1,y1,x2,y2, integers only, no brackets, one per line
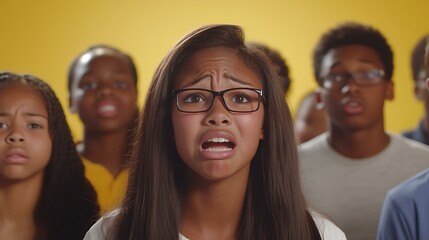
82,157,129,213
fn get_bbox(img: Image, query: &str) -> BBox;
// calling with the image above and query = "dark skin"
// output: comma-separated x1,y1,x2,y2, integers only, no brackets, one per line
77,131,128,177
69,50,137,176
294,91,327,144
316,44,394,159
0,85,51,239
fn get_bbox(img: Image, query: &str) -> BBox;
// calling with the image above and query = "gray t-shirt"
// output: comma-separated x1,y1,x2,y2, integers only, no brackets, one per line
299,132,429,240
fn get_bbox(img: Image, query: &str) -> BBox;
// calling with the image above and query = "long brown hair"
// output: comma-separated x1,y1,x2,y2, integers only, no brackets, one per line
112,24,321,240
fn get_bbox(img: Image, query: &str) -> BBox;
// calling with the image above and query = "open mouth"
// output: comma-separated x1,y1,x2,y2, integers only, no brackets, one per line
201,137,236,152
342,99,364,114
97,103,119,117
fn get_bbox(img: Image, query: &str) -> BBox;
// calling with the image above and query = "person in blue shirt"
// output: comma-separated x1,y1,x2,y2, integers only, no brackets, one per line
402,35,429,145
377,36,429,240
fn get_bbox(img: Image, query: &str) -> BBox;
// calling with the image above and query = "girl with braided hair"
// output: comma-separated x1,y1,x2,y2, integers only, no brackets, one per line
0,72,99,239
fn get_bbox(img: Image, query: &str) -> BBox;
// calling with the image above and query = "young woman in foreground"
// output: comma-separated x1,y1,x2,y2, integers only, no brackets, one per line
84,24,346,240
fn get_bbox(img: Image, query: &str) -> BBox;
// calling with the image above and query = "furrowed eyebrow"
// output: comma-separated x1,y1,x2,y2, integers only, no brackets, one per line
25,112,48,119
224,73,253,86
0,112,48,119
181,75,211,88
181,72,254,88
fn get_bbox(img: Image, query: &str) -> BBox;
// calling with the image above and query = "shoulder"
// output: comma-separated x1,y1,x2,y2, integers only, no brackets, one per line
311,211,347,240
389,133,429,153
401,129,415,138
83,209,120,240
387,169,429,204
377,170,429,239
299,133,329,153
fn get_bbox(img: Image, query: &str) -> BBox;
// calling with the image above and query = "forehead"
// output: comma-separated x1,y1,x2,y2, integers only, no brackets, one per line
321,44,383,71
77,52,130,70
73,48,131,74
186,46,245,64
78,48,126,64
175,47,260,87
0,84,47,112
71,51,134,87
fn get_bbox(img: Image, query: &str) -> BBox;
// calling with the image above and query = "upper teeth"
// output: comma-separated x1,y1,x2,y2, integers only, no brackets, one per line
207,138,230,143
99,105,116,112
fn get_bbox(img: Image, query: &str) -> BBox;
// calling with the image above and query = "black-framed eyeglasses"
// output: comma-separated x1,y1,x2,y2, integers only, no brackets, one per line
172,87,264,113
322,69,385,89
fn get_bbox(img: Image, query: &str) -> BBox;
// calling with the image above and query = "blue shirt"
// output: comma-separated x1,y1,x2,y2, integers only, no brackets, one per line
402,120,429,145
377,169,429,240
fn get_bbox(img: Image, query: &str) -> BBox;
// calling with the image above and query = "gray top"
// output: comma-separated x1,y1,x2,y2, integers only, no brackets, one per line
299,132,429,240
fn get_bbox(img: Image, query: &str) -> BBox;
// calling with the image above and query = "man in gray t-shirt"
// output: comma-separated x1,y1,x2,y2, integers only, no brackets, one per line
299,22,429,240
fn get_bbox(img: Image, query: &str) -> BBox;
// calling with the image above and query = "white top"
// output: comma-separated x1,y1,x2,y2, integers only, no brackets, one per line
84,209,346,239
299,132,429,240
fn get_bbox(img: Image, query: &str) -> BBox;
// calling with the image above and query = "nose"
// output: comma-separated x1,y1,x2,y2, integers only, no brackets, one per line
96,82,115,97
341,77,360,94
204,96,231,126
6,130,25,144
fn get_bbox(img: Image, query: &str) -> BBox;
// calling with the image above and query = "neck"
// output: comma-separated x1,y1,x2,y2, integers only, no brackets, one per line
180,168,249,240
80,129,128,176
329,124,390,159
0,175,44,239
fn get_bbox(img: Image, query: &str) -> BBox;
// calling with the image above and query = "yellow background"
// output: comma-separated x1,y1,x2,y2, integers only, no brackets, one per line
1,0,428,140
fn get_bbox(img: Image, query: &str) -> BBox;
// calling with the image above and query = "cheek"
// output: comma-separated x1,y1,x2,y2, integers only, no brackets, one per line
33,134,52,168
123,89,138,103
77,92,94,109
122,94,138,114
235,113,264,141
171,112,200,157
324,91,343,110
41,143,52,167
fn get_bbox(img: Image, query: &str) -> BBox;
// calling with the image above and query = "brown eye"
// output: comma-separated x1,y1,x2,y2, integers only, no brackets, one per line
184,93,206,103
28,123,42,129
80,82,98,91
114,80,128,89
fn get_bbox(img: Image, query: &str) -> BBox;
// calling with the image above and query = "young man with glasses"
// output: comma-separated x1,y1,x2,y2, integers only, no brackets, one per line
402,35,429,145
377,36,429,240
299,22,429,240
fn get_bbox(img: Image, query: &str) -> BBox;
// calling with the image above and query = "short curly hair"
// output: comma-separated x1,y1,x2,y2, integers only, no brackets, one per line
411,35,429,81
247,42,291,95
313,22,394,86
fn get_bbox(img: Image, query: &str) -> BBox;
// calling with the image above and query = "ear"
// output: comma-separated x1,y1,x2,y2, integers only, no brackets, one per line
259,128,264,140
314,88,325,110
384,81,394,101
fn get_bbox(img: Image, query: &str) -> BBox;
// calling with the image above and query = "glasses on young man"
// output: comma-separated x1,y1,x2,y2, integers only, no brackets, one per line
172,87,264,113
322,69,385,89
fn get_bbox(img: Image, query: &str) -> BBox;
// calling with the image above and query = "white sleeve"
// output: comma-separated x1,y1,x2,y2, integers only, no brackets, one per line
84,210,119,240
312,211,347,240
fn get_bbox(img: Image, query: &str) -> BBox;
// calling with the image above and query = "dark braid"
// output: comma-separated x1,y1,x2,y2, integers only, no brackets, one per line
0,72,100,240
